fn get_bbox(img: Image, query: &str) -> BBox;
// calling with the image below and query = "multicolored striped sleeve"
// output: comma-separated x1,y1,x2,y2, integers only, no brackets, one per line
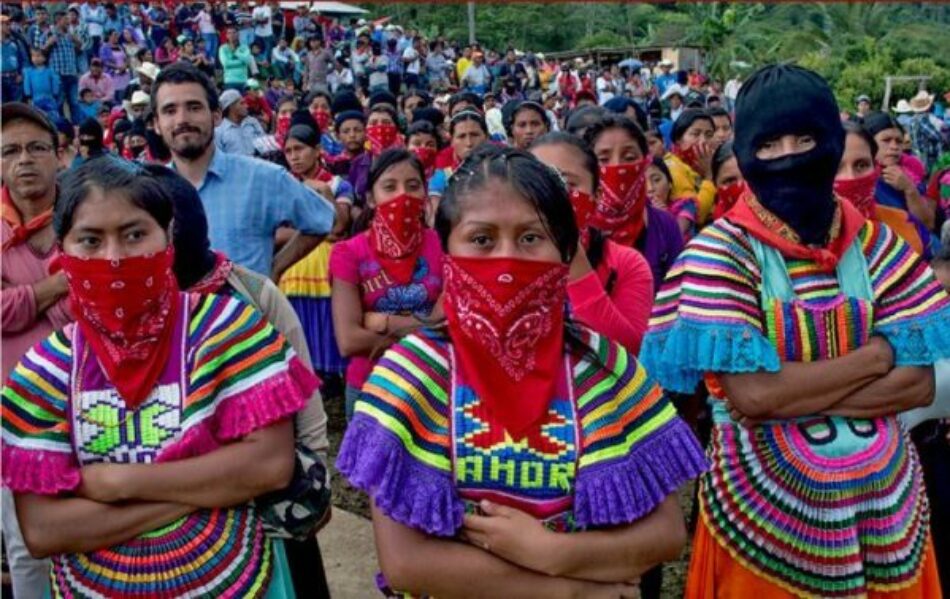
2,329,81,494
639,220,781,393
572,329,707,529
865,221,950,365
336,331,463,537
180,294,319,447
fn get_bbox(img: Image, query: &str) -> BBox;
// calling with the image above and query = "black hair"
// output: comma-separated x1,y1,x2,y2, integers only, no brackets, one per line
406,120,442,148
150,61,219,114
706,106,732,124
671,108,713,144
529,131,612,270
334,109,366,133
504,101,549,136
449,91,483,114
401,90,431,112
711,140,736,183
56,119,76,143
863,111,903,139
353,149,427,233
368,104,401,130
842,120,878,160
649,155,673,186
367,148,426,195
140,164,216,289
583,113,648,156
275,93,297,113
565,105,607,137
303,88,332,109
449,110,488,137
436,144,578,264
135,47,150,62
54,158,174,241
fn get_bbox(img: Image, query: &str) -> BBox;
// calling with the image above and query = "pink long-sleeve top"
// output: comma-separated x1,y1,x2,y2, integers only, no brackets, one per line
1,221,72,380
567,239,654,354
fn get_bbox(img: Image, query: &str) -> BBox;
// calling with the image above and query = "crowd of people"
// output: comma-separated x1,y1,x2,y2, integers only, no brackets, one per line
3,1,950,598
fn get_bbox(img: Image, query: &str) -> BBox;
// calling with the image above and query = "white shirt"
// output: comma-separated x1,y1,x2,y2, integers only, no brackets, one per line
596,76,616,105
196,10,216,35
724,78,742,100
252,6,273,37
327,68,354,93
402,47,420,75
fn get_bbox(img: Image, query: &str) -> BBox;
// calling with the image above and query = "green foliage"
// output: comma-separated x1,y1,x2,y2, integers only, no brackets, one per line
577,31,628,50
358,2,950,100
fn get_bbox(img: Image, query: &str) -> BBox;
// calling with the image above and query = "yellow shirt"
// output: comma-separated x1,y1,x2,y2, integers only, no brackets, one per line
664,152,717,225
456,57,472,83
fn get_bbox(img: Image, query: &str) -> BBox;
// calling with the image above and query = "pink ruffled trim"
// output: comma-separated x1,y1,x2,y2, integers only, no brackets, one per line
158,357,319,462
2,446,81,495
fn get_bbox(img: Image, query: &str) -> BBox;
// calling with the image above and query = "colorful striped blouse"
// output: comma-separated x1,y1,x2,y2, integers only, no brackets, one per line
2,293,318,598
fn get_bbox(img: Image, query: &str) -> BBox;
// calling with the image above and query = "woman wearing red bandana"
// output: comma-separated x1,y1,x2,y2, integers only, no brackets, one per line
406,120,441,181
584,114,684,293
531,131,655,354
1,160,319,597
365,105,403,157
642,64,950,599
279,115,357,383
663,108,719,228
338,145,706,598
834,122,929,259
710,140,748,221
427,110,489,224
329,149,444,421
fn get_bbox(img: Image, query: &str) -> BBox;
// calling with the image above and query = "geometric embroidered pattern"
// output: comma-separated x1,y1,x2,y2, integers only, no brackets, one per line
73,383,181,464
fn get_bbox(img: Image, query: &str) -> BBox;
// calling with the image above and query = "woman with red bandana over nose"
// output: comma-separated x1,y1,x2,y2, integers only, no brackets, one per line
663,108,719,229
834,121,929,258
709,140,748,221
641,64,950,599
530,131,654,354
584,113,684,292
303,88,344,159
1,160,318,598
337,144,706,598
405,119,441,180
329,149,444,421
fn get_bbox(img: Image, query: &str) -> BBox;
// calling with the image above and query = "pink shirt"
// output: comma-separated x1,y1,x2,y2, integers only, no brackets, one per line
78,72,114,102
1,221,72,380
329,229,444,388
567,240,654,354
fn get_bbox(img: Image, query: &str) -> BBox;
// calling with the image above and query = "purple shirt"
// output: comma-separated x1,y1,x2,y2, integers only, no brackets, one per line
636,205,685,292
347,152,372,207
329,229,444,388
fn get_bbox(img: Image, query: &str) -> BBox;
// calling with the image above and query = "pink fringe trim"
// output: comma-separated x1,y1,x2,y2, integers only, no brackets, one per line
2,446,81,495
158,357,319,462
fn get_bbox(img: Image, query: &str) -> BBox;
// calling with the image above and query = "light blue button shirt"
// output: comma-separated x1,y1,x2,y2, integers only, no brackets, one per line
190,149,335,275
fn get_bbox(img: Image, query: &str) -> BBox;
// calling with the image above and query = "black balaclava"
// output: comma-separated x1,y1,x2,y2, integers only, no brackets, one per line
733,64,845,245
142,165,217,290
79,117,105,156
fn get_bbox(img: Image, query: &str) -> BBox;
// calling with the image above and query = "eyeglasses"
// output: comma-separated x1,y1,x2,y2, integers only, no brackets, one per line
1,141,55,159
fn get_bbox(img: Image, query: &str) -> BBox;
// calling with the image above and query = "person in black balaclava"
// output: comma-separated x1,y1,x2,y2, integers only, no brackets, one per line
732,64,845,246
74,117,107,167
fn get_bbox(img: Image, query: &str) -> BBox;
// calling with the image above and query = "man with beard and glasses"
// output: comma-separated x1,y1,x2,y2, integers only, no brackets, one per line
1,103,73,599
152,62,335,281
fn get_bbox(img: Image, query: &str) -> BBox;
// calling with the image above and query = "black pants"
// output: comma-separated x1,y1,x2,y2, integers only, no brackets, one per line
284,536,331,598
388,73,402,96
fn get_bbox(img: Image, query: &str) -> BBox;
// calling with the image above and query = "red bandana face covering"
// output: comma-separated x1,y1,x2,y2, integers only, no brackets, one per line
411,146,438,175
568,188,597,247
276,113,292,149
833,168,879,218
592,158,650,246
673,142,703,174
366,123,401,156
712,180,748,221
58,247,180,409
369,194,426,285
311,109,332,133
443,256,568,438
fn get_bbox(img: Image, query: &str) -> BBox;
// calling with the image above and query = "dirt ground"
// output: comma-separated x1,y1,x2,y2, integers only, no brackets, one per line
326,389,693,597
